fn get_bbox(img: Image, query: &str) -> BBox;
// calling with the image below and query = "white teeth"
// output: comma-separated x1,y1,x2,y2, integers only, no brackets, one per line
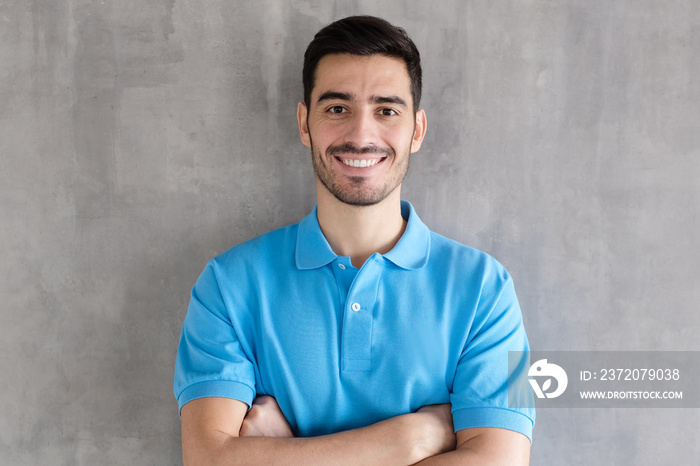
341,158,380,168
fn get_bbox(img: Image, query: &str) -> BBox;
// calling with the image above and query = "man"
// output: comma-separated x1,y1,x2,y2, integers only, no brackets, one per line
174,15,534,464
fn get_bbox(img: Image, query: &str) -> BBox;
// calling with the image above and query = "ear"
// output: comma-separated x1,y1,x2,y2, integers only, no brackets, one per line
297,102,311,148
410,109,427,153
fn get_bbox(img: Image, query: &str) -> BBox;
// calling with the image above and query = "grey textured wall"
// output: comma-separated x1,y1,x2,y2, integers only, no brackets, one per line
1,1,698,464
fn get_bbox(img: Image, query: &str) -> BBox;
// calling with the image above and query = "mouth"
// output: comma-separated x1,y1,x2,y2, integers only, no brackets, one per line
337,157,385,168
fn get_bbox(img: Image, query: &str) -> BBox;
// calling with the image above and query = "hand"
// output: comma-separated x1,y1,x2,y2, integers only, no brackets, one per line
239,395,294,438
412,404,456,460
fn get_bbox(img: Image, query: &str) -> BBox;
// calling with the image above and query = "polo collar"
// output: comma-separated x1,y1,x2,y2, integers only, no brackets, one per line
295,201,431,270
295,206,338,270
384,201,431,270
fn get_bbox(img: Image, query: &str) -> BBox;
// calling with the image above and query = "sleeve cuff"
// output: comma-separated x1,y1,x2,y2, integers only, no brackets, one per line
452,407,534,444
177,380,256,415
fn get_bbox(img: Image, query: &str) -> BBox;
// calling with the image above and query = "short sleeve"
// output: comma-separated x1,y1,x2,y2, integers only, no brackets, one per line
450,271,535,442
173,260,256,414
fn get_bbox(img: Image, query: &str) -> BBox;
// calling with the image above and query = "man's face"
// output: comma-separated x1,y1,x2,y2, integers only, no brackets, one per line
297,54,427,206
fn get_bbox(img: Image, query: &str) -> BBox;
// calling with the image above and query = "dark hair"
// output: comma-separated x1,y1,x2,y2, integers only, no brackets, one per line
303,16,422,112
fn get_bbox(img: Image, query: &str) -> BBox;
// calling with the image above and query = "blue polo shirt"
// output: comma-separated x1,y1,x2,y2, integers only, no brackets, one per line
174,201,534,441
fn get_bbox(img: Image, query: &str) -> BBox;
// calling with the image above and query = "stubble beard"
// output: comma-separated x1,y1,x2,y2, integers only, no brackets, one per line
310,140,411,207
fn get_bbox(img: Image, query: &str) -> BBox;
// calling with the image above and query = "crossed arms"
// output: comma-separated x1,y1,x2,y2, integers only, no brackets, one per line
181,396,530,465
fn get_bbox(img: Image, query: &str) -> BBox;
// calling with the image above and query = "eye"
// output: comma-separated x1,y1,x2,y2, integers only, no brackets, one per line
327,106,347,114
379,108,398,116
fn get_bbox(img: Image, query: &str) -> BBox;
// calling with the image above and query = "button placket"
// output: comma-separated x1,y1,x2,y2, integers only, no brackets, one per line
341,258,382,372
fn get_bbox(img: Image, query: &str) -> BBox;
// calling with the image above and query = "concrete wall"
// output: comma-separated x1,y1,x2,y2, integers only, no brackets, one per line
1,1,698,464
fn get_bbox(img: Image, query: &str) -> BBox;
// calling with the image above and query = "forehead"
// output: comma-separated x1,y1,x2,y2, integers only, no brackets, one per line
312,54,412,103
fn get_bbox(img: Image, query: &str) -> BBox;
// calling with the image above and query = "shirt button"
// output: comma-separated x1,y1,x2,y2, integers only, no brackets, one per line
338,263,346,270
351,302,361,312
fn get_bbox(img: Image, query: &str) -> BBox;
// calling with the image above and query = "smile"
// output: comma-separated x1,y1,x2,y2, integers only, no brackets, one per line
339,158,383,168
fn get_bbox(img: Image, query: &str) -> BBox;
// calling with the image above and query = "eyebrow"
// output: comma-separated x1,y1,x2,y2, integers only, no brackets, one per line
315,91,408,108
372,96,407,107
316,91,354,105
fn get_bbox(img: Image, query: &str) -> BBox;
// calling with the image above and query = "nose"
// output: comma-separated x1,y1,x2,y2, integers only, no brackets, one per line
343,108,379,148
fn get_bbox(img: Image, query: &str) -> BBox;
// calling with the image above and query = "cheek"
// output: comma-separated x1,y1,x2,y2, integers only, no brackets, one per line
310,123,340,146
388,129,416,150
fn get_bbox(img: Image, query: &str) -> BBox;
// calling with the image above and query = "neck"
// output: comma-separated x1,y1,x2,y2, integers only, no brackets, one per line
316,182,406,268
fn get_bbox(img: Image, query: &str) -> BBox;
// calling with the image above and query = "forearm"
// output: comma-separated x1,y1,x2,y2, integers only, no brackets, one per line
183,397,456,465
414,449,529,466
412,428,530,466
186,413,424,466
412,448,486,466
